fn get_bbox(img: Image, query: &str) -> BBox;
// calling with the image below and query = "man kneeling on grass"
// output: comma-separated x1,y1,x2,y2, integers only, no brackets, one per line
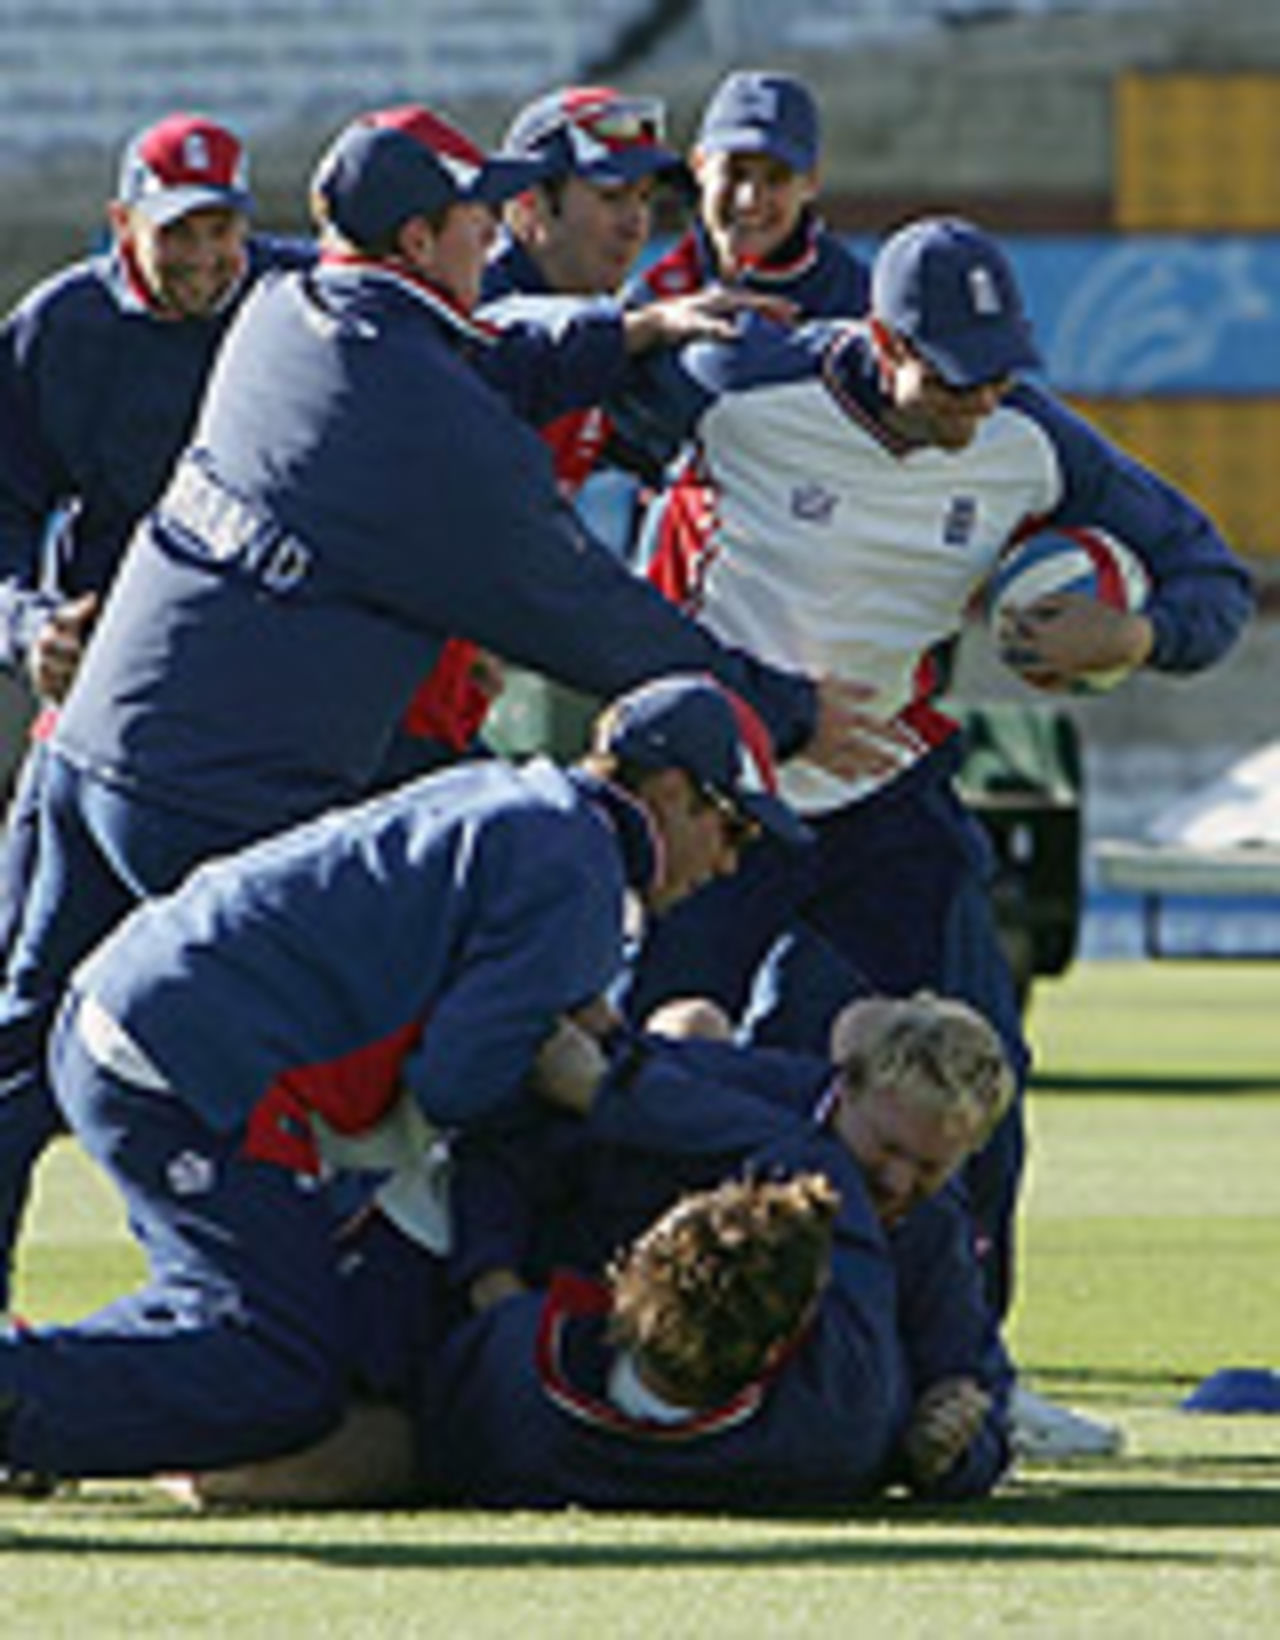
0,672,806,1492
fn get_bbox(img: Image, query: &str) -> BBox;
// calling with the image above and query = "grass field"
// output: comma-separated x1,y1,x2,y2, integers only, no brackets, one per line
3,960,1278,1637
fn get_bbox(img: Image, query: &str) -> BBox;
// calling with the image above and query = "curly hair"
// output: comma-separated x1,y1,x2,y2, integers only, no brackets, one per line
607,1171,839,1409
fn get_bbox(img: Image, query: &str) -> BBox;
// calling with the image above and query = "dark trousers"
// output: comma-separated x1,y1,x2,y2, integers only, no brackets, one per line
0,997,344,1477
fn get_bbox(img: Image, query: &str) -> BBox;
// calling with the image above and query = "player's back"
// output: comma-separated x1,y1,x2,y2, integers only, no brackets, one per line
51,265,535,830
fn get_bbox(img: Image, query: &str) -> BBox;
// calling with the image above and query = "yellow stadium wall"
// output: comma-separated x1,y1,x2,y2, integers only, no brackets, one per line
1068,398,1280,561
1115,71,1280,232
1105,73,1280,565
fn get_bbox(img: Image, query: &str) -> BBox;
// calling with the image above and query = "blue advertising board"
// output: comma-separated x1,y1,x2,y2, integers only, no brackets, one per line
1004,236,1280,396
840,233,1280,395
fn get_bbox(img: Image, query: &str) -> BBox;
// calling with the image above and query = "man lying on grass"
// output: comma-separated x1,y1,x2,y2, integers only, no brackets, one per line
180,992,1016,1510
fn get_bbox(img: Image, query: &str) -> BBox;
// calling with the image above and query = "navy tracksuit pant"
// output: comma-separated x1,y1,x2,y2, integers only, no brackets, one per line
0,998,345,1477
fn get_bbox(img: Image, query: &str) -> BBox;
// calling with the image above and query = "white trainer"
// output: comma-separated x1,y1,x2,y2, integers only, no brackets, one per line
1009,1384,1124,1459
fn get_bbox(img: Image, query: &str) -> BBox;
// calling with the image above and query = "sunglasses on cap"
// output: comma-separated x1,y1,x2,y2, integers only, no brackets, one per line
572,93,666,147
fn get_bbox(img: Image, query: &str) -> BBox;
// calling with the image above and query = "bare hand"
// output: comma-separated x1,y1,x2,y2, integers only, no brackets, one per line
469,1267,528,1313
569,995,625,1041
904,1375,992,1486
644,996,733,1042
27,591,99,702
995,593,1153,692
531,1014,610,1115
468,648,506,703
622,287,798,354
800,676,921,782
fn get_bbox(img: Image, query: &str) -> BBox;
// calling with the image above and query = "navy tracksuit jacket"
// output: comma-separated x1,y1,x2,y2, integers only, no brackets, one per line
0,760,657,1477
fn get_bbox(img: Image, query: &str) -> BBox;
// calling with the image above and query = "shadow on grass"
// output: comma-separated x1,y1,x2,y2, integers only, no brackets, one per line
0,1523,1239,1570
923,1478,1280,1532
1030,1073,1280,1096
2,1475,1277,1567
1019,1364,1196,1393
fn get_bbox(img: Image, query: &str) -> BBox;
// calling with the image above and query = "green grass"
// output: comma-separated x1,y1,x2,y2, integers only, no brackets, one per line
4,960,1279,1637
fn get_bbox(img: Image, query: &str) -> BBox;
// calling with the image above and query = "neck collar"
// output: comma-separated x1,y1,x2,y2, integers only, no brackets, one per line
536,1273,767,1443
317,250,499,347
483,233,553,300
698,206,823,287
607,1349,691,1424
822,325,927,457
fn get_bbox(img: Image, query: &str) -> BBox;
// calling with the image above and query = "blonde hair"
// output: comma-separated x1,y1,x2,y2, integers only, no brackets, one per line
832,991,1014,1148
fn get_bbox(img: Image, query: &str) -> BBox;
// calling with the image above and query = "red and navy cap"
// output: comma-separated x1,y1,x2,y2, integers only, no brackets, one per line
116,113,253,226
311,103,546,247
600,674,811,848
503,86,681,186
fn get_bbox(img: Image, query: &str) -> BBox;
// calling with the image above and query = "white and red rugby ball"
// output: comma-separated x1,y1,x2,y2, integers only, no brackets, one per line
986,525,1152,693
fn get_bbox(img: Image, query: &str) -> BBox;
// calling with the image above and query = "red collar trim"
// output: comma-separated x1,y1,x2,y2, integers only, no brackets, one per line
741,215,824,283
534,1272,769,1443
821,326,919,460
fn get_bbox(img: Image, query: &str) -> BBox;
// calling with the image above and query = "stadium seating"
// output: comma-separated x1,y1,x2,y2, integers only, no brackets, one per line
0,0,1182,172
0,0,647,163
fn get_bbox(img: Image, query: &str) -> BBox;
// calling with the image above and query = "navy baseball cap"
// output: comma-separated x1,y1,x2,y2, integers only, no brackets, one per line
312,104,545,247
598,675,811,848
504,85,681,186
117,113,253,226
872,216,1042,389
1182,1367,1280,1414
696,71,820,174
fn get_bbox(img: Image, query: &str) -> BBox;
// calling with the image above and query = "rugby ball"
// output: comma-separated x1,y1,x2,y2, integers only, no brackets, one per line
986,526,1152,694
